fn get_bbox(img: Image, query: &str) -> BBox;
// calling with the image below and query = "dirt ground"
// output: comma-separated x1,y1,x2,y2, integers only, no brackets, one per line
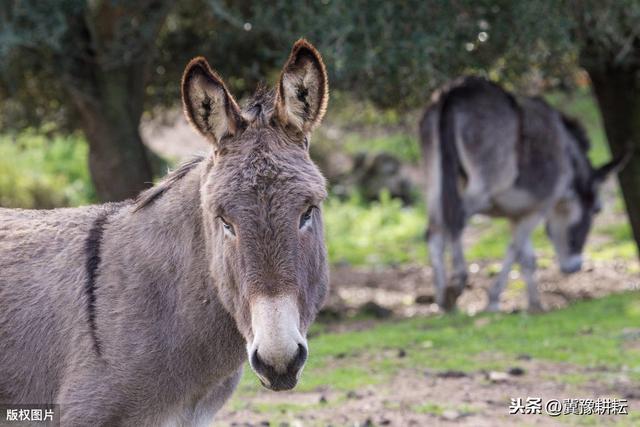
143,110,639,426
218,362,638,426
326,258,639,319
216,260,639,427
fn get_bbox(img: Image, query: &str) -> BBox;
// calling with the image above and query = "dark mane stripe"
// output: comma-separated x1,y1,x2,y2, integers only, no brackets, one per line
84,209,111,357
133,155,205,212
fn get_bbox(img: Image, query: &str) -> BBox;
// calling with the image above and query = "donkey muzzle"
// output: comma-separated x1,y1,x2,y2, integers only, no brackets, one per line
250,343,307,391
248,295,308,391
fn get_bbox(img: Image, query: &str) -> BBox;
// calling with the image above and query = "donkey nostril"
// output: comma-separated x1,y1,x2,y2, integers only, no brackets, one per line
290,343,308,373
250,348,267,376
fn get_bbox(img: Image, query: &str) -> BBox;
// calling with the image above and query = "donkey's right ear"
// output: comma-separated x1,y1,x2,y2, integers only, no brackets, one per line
181,57,245,146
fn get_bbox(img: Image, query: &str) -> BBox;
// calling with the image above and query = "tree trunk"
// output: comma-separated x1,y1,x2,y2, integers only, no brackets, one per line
69,67,153,202
59,1,172,202
588,65,640,258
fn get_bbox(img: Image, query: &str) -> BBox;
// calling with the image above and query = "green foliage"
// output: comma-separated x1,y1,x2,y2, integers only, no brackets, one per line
571,0,640,70
342,134,420,164
323,192,427,266
0,132,95,208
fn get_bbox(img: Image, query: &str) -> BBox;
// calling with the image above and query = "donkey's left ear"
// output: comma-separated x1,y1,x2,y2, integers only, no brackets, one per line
274,39,329,136
594,149,632,183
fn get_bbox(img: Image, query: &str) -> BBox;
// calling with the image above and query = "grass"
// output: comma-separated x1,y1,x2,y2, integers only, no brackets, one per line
229,293,640,425
234,292,640,400
226,296,640,426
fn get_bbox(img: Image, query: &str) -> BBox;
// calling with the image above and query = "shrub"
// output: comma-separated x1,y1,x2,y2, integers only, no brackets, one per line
0,132,95,208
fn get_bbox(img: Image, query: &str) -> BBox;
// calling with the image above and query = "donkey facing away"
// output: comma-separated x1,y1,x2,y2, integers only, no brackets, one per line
421,77,628,312
0,40,330,426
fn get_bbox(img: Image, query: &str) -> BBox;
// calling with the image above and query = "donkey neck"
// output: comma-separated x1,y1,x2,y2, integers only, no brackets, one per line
97,158,246,382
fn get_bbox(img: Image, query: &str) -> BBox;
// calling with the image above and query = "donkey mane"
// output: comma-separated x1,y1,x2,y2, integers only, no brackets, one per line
133,155,206,212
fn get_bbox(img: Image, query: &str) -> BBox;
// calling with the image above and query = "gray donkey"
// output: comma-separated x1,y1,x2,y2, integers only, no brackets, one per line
0,39,329,426
420,77,627,312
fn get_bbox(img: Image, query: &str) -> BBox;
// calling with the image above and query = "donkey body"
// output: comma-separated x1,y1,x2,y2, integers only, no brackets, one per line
421,77,626,312
0,40,330,426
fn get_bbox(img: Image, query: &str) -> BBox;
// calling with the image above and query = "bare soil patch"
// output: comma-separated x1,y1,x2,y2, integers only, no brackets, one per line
218,357,638,426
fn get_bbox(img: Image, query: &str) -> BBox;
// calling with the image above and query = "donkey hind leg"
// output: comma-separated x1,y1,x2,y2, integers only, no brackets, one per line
451,236,468,292
486,214,541,312
440,233,468,311
519,239,543,313
427,225,448,310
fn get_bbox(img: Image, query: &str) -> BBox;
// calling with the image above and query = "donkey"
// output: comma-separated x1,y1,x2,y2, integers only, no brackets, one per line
0,39,329,426
420,76,628,312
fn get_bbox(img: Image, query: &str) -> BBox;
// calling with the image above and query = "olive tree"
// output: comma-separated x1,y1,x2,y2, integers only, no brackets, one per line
0,0,171,201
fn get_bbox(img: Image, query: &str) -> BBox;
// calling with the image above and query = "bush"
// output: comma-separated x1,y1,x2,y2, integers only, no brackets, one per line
324,191,427,266
0,132,95,208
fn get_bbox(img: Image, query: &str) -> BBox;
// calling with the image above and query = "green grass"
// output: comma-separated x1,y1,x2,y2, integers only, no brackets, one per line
236,293,640,398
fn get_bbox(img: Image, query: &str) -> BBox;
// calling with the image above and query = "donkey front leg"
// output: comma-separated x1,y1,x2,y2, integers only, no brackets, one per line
427,225,448,310
486,215,541,311
183,368,243,426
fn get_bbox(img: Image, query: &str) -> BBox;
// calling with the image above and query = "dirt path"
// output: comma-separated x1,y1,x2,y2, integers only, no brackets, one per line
325,259,639,320
218,358,638,426
213,261,638,427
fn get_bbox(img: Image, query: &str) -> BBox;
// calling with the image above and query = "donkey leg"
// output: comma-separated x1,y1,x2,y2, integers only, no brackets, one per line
519,239,543,313
486,215,540,311
451,236,468,292
486,244,517,312
427,225,448,310
189,368,242,425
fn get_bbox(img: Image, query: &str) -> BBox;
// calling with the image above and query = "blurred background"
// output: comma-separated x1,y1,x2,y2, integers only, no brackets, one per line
1,1,639,425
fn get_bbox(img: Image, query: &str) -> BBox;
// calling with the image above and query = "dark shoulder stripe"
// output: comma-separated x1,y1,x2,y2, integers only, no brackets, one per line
84,209,111,357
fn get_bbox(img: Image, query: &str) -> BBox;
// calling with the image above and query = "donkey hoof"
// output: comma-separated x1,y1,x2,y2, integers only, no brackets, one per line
451,273,468,290
527,303,544,314
441,286,462,312
485,302,500,312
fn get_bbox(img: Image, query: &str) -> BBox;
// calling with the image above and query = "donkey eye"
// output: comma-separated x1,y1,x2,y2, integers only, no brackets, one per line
300,206,315,230
217,216,235,236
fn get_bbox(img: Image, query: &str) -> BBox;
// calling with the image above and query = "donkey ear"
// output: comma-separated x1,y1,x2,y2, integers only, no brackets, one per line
594,149,632,183
181,57,245,146
274,39,329,135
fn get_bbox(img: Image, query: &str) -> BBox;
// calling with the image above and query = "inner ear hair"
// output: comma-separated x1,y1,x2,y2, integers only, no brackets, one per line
275,39,329,135
181,57,244,145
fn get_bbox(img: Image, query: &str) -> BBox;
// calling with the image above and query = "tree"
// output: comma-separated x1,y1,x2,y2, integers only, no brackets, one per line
570,1,640,257
1,0,171,201
2,0,639,259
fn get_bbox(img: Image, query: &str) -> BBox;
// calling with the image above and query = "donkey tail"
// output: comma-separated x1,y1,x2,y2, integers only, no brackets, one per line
437,95,465,239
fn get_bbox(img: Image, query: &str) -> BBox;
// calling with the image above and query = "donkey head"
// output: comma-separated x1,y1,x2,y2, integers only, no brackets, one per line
181,40,329,390
546,150,629,274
